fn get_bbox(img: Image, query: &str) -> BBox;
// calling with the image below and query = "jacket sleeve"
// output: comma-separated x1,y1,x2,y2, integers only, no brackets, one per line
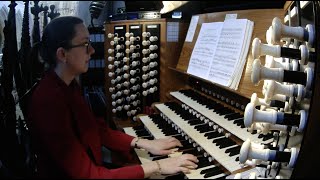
29,97,144,179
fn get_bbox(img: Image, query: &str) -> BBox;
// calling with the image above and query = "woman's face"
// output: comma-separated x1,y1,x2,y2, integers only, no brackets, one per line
65,23,95,75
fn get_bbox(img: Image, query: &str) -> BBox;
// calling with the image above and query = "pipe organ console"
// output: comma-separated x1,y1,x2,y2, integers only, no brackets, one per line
105,1,320,178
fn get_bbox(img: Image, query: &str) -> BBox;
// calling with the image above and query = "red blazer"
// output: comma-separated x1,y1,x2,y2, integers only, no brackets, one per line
27,70,144,178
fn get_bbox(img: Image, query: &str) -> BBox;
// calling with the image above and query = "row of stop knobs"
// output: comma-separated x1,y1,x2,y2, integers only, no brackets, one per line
107,31,160,115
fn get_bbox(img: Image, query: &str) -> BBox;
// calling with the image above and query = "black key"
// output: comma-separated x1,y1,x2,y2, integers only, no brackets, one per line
133,125,146,130
172,135,185,141
262,133,274,141
225,145,241,154
213,137,227,144
182,149,202,156
226,113,243,120
204,168,224,178
200,166,220,174
219,140,236,149
229,149,240,156
197,157,212,169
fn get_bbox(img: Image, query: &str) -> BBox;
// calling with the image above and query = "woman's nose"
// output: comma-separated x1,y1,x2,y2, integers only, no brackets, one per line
89,44,95,54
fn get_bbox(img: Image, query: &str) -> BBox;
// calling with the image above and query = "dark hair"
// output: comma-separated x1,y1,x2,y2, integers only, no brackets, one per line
38,16,84,68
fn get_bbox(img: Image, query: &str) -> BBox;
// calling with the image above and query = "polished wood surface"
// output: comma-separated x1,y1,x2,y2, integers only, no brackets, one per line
175,9,284,99
283,1,294,11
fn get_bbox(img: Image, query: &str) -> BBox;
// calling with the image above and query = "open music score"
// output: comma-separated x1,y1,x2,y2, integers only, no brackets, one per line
175,9,284,99
187,18,254,90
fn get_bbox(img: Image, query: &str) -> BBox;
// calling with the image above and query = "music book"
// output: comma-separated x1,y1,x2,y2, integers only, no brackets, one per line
187,18,254,90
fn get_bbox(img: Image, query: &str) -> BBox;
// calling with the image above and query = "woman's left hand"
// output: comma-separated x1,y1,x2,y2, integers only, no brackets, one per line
139,136,182,156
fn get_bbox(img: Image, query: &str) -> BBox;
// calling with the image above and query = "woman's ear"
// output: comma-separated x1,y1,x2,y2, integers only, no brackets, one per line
56,47,67,63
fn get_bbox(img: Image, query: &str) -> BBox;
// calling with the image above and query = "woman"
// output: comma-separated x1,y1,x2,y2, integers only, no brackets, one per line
27,16,198,178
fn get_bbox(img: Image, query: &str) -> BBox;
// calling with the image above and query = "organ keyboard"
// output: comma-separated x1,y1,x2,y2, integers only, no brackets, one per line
125,98,268,172
170,90,274,144
123,115,232,179
155,102,243,173
122,88,281,178
123,126,170,179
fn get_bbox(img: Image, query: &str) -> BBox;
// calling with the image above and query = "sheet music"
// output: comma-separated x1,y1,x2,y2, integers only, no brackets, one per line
230,20,254,90
208,19,251,87
187,22,223,79
185,15,199,42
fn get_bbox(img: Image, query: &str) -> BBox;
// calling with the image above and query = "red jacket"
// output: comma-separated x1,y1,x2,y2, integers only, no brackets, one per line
27,70,144,178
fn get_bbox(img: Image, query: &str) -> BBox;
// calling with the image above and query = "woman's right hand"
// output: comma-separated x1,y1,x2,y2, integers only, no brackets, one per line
158,154,199,174
141,154,199,178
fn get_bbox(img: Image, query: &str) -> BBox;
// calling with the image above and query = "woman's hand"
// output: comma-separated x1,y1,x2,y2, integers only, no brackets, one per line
158,154,199,174
141,154,199,178
138,136,183,155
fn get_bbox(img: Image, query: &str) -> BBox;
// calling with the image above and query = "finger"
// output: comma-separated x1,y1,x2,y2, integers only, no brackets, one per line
168,136,175,141
170,136,180,142
183,154,199,163
180,156,198,167
180,167,191,174
164,137,182,147
185,165,197,170
164,136,172,140
182,161,198,169
162,140,181,149
166,137,177,144
169,140,182,148
168,138,182,147
174,139,183,147
158,149,173,155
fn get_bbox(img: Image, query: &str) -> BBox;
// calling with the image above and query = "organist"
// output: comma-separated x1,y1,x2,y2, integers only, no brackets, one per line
26,16,198,179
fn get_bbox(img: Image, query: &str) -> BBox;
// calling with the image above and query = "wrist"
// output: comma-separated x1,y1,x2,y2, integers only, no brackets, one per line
141,160,162,178
155,160,162,175
134,137,141,148
134,138,150,149
131,137,141,148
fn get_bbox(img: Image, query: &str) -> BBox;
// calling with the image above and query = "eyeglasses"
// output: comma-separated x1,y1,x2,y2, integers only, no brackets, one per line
63,40,92,54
